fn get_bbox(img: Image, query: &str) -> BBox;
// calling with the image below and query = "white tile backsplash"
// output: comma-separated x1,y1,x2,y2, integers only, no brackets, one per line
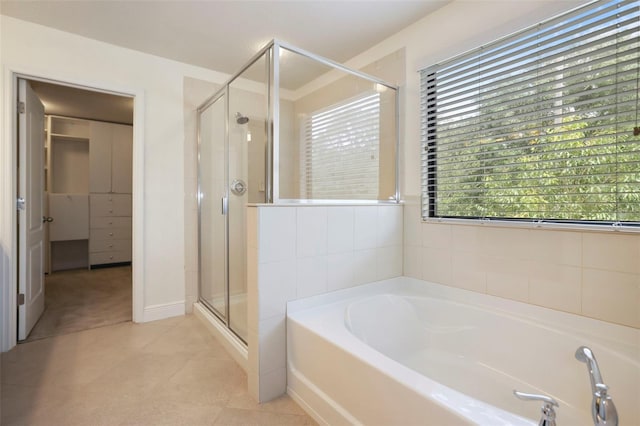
403,202,421,247
582,268,640,328
296,256,328,298
583,233,640,274
451,250,486,293
528,261,581,314
296,207,327,258
378,205,403,247
259,367,288,403
327,252,356,291
418,220,640,329
247,245,258,333
247,207,258,249
247,327,259,399
485,257,529,303
259,207,296,264
528,229,581,266
422,222,451,248
484,227,531,259
377,245,403,280
353,249,378,285
328,207,354,254
250,204,403,402
451,225,483,252
258,315,286,374
354,207,378,250
403,245,421,279
422,246,452,285
257,261,296,321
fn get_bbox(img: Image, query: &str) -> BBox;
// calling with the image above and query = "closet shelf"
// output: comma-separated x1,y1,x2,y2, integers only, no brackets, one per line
50,133,90,142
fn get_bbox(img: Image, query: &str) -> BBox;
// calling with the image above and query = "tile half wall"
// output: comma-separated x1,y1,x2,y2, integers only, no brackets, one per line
247,204,403,402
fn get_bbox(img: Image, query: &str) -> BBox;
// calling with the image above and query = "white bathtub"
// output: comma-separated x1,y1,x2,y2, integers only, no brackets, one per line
286,277,640,426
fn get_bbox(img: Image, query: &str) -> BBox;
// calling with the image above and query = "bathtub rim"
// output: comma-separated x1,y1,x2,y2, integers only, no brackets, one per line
287,276,639,356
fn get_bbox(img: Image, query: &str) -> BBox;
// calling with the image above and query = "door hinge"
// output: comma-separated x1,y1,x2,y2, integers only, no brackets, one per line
16,197,25,211
17,293,25,306
18,101,25,114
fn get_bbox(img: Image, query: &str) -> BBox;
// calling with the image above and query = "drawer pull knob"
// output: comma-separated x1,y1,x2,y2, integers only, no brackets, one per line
109,256,113,259
109,232,113,236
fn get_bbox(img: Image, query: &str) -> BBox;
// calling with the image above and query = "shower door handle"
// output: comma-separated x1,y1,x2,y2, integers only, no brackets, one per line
221,197,228,215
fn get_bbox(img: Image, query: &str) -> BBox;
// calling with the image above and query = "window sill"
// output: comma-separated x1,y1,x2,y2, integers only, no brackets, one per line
421,217,640,234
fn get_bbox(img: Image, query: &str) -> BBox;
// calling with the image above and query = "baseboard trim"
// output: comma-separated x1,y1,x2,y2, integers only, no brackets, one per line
143,301,185,322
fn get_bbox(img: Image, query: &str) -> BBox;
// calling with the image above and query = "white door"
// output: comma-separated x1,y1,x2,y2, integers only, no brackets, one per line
18,79,46,340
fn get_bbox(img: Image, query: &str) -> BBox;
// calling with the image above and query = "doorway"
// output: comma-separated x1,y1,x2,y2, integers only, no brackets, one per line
17,78,135,342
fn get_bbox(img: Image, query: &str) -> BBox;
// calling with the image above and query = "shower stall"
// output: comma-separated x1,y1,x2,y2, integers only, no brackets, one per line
197,40,399,343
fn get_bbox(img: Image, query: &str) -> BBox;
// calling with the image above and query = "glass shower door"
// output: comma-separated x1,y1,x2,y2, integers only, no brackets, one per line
198,93,227,320
198,49,268,344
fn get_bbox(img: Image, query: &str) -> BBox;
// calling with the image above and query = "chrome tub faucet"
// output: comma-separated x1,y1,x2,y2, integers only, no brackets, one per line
575,346,618,426
513,390,558,426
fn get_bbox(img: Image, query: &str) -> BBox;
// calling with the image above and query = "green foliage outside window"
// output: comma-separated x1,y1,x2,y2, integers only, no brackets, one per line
423,0,640,224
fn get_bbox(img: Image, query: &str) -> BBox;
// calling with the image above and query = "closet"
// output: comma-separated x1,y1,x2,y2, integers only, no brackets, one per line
46,115,132,272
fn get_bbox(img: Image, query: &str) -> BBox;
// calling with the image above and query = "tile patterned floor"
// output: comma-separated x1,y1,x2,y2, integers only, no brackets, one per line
1,315,316,425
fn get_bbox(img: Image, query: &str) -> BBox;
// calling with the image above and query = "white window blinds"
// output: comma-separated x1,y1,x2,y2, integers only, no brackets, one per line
420,0,640,224
302,93,380,200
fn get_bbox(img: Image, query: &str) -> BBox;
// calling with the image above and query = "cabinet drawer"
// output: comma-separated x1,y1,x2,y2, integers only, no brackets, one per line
89,239,131,253
90,227,131,241
90,250,131,266
90,194,131,217
90,216,131,229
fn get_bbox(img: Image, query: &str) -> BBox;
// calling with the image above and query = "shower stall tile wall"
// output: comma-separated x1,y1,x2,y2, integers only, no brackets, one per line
247,204,403,402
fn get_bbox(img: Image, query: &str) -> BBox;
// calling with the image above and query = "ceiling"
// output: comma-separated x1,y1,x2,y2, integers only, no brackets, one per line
4,1,450,123
29,80,134,125
1,1,449,77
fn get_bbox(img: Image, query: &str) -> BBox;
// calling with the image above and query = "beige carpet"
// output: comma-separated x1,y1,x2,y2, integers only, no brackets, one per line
24,266,132,342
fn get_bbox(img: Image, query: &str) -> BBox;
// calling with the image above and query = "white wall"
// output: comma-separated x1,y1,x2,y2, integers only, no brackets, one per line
0,16,228,349
341,0,639,329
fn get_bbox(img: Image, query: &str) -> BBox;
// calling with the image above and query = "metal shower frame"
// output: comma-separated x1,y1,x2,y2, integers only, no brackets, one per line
196,39,400,340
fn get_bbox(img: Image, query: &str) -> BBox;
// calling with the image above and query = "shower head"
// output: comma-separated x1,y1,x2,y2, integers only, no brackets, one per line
236,112,249,125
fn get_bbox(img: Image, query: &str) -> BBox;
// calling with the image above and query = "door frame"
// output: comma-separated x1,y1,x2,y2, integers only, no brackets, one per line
1,68,145,351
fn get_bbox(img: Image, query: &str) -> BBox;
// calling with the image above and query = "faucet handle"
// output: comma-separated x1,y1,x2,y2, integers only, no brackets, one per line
514,390,559,426
514,390,559,407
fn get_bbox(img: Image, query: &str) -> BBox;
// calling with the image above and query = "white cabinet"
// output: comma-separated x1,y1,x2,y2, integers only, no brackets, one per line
45,116,132,270
89,122,132,194
48,194,89,241
89,194,132,267
89,122,132,267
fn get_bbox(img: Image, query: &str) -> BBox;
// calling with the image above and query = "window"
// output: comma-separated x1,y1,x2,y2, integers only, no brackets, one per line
301,93,380,199
420,0,640,225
